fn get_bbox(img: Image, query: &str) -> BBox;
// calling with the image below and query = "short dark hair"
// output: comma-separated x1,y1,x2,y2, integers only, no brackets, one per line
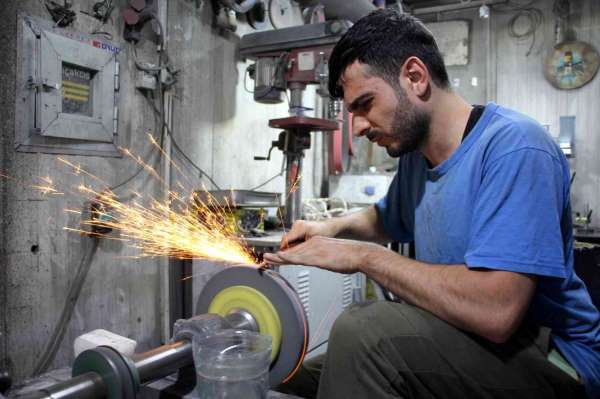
328,9,450,98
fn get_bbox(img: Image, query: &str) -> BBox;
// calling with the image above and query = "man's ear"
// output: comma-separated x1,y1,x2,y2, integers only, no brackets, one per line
400,56,430,99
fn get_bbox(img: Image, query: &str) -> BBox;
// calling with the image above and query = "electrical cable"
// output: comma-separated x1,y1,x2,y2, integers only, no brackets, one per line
252,52,288,103
32,238,100,376
249,147,287,191
249,171,283,191
244,66,255,94
141,92,222,191
43,0,76,27
109,92,167,193
109,50,166,192
170,139,222,191
81,0,114,23
507,8,544,56
493,1,544,56
218,0,257,13
110,16,170,193
86,1,115,40
306,340,327,355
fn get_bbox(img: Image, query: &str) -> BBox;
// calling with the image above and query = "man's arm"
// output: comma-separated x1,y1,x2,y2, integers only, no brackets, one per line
280,205,389,249
264,237,537,344
360,245,537,344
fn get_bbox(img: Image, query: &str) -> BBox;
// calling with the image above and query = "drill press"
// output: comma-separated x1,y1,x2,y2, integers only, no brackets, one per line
241,21,349,226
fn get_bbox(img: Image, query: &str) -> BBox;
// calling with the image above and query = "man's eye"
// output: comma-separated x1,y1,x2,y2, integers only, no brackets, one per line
361,98,373,112
359,98,373,112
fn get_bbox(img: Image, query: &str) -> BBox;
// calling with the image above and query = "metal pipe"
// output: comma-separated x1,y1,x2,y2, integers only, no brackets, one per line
289,88,304,115
285,155,303,226
16,373,106,399
412,0,506,15
133,341,193,384
17,312,261,399
298,0,375,22
225,310,259,332
133,310,258,383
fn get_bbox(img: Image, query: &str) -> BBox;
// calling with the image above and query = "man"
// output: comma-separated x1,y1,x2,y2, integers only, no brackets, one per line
264,9,600,399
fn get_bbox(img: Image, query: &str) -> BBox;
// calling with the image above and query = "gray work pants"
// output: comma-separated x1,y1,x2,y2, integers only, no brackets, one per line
278,301,586,399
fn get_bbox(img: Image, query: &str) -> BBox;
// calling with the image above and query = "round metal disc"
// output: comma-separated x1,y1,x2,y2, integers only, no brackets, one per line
207,285,283,362
72,346,137,399
196,266,309,387
544,40,600,90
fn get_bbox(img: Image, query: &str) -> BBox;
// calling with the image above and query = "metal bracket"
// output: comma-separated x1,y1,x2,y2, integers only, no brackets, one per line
113,60,120,135
26,76,60,91
24,16,42,37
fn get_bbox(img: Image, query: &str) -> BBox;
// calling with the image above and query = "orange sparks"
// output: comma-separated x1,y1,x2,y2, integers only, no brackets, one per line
2,138,259,266
79,188,256,264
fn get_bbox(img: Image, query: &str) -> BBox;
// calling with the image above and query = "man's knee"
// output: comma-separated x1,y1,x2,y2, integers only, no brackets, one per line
327,304,368,355
327,301,422,354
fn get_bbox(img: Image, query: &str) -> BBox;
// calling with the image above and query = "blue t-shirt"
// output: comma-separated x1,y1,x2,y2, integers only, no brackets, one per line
375,103,600,397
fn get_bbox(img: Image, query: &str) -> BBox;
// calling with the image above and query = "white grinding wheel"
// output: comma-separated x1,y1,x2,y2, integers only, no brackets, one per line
196,266,309,387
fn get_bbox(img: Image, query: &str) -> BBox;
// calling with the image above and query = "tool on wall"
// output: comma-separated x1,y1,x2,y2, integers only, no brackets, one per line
544,41,599,90
122,0,160,44
44,0,76,27
214,0,257,31
543,0,599,91
16,266,309,399
81,0,115,23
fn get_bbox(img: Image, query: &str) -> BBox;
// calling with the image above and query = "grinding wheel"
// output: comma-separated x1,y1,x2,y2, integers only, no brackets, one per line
196,266,309,387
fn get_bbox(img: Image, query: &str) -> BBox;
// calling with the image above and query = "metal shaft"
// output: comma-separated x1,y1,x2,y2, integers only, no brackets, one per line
133,340,193,384
17,311,260,399
226,309,260,332
16,373,106,399
285,154,303,227
133,310,257,383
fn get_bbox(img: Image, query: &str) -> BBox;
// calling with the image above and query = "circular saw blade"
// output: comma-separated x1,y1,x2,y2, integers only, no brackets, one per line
196,266,309,387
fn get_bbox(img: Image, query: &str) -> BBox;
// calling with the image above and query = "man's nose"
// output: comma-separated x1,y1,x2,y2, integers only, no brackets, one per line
352,116,371,137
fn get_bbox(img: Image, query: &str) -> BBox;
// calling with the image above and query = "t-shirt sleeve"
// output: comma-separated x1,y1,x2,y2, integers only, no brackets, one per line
375,172,413,243
465,148,567,278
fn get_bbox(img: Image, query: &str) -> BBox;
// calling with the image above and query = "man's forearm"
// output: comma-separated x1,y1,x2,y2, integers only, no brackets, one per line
330,205,390,243
358,245,536,343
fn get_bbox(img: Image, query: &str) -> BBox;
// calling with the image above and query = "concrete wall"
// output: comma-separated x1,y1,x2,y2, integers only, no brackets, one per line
0,0,164,381
492,0,600,224
426,0,600,225
0,0,312,382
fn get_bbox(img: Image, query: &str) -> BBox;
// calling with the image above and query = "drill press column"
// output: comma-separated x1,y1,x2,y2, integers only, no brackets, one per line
268,116,338,225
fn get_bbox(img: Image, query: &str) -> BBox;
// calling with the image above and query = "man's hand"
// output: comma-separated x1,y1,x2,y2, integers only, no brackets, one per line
263,236,378,274
279,220,340,250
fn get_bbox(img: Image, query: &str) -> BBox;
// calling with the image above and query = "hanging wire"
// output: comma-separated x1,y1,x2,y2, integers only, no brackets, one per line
141,90,222,191
43,0,76,27
493,1,544,56
32,238,100,376
508,8,544,56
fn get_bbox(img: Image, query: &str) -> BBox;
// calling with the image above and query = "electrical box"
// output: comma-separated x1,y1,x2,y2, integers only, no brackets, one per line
329,174,394,205
15,14,121,157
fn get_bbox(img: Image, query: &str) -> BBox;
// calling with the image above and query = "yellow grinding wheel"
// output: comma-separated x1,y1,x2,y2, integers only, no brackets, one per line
207,285,282,362
196,266,309,387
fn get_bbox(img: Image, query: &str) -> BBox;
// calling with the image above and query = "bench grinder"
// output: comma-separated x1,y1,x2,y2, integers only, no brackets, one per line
17,266,309,399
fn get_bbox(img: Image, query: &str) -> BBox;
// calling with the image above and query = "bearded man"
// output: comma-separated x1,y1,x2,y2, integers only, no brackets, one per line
265,9,599,399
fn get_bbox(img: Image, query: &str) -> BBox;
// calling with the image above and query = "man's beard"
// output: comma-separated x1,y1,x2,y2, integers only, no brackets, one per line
368,91,430,158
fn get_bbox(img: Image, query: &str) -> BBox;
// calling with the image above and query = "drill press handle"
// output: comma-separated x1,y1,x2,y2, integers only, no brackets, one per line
254,133,287,161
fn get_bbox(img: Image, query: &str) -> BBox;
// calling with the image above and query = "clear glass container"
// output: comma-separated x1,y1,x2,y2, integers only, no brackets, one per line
193,329,272,399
